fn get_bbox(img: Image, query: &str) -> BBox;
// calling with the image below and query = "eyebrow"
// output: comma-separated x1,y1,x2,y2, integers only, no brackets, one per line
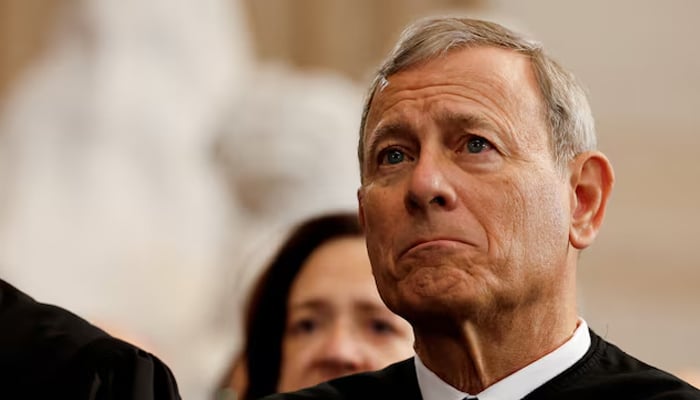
354,301,395,314
289,299,331,313
288,299,391,314
364,111,499,162
365,121,413,164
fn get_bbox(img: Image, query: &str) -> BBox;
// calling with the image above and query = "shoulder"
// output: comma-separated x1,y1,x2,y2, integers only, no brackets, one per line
0,280,181,399
259,358,420,400
0,279,107,370
57,336,181,399
592,333,700,399
526,330,700,400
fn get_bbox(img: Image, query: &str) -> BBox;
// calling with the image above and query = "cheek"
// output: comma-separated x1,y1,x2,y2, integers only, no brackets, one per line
362,189,400,265
278,337,322,391
465,176,523,254
526,175,570,240
369,345,412,368
361,328,414,366
385,335,415,357
503,173,570,266
280,338,313,373
477,172,568,259
362,189,393,230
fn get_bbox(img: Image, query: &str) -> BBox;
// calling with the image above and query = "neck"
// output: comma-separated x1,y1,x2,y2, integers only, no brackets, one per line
413,299,578,394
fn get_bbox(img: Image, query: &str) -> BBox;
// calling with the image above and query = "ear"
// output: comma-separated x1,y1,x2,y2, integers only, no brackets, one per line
568,151,615,249
357,187,366,230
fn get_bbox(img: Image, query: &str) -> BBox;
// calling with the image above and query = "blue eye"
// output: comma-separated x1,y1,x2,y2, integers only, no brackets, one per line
382,149,405,165
466,136,491,153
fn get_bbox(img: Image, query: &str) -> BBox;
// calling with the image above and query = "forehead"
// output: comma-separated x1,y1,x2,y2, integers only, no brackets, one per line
289,237,381,307
363,46,545,146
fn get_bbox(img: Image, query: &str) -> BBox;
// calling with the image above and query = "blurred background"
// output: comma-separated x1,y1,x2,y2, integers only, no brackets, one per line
1,0,698,398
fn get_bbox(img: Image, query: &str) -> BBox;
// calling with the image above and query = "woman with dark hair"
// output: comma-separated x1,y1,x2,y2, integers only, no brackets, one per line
218,212,414,400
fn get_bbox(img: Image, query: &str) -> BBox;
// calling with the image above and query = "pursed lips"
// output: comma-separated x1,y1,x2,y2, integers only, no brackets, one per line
398,237,472,259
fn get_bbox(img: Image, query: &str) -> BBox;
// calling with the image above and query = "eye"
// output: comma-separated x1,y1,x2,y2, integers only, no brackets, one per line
465,136,492,154
288,318,317,336
369,319,397,335
379,148,407,165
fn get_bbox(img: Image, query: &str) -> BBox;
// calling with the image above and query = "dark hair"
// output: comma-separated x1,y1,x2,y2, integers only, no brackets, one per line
240,212,362,400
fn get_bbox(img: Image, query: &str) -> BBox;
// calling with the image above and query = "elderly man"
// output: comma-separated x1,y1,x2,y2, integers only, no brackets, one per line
260,17,700,400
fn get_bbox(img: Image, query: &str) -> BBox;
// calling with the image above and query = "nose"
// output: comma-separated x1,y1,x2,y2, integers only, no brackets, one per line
405,150,457,213
314,322,368,377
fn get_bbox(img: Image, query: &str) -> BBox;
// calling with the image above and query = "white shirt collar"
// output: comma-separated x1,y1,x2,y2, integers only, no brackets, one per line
415,318,591,400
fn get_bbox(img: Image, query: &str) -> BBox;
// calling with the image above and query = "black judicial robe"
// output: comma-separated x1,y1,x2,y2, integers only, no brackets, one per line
261,330,700,400
0,279,181,399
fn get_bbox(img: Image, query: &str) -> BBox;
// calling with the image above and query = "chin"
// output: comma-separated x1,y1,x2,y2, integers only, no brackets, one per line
403,267,475,299
393,286,486,323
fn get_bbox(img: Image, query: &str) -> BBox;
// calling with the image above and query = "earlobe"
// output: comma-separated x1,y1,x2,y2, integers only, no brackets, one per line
568,151,615,249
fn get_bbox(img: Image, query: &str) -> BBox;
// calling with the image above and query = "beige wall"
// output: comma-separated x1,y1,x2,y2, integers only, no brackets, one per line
243,0,484,81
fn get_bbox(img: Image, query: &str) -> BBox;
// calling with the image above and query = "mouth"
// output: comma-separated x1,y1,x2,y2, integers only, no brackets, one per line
398,237,472,259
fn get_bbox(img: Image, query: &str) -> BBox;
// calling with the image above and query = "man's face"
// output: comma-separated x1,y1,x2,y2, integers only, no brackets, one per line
358,46,574,322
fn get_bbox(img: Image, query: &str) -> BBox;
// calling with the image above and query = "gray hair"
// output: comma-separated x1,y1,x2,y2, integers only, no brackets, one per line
358,17,596,177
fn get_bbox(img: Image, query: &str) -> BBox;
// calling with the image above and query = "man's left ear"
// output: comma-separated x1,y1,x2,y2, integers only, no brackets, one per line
568,151,615,249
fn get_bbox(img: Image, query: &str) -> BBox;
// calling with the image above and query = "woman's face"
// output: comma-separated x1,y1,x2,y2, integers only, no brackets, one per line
277,236,414,392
